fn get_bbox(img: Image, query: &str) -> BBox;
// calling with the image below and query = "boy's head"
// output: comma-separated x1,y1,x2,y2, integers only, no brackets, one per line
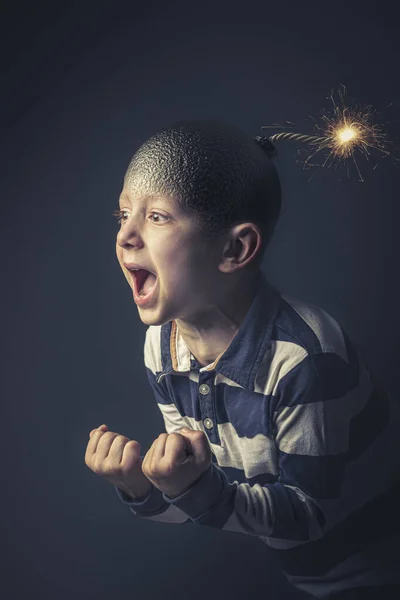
116,119,281,326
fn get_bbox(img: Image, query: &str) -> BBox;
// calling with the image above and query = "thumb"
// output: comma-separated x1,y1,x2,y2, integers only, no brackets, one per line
180,429,211,462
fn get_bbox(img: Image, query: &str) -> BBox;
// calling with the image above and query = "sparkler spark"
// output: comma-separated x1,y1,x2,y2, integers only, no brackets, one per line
262,85,397,182
338,127,356,143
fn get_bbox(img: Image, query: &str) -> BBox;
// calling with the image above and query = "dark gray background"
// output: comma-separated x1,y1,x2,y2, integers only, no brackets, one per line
1,1,399,599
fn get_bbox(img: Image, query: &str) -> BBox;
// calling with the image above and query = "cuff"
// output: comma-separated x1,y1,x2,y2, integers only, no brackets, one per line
114,484,169,517
161,462,230,521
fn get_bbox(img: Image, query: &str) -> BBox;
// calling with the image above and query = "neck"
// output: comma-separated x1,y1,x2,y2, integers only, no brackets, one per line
175,269,262,366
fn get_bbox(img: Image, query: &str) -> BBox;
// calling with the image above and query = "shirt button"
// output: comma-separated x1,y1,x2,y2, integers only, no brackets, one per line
199,384,210,395
203,418,213,429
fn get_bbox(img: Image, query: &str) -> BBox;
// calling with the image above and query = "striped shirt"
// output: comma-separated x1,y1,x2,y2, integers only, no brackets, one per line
115,270,400,598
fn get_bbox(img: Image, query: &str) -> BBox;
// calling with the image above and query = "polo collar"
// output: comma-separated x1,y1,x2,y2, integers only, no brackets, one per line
158,270,282,392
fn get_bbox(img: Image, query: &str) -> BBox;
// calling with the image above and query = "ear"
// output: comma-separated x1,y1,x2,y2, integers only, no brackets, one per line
219,223,262,273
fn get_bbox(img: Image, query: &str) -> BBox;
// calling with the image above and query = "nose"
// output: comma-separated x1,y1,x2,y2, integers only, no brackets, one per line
116,220,144,249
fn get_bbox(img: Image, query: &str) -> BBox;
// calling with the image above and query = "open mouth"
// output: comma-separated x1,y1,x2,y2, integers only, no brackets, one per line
130,268,157,297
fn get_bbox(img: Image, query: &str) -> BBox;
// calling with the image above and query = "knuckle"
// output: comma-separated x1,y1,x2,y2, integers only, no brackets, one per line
163,462,175,475
143,464,154,477
111,434,128,446
91,463,101,475
103,460,123,476
93,459,107,475
120,463,134,477
101,463,115,476
92,429,104,438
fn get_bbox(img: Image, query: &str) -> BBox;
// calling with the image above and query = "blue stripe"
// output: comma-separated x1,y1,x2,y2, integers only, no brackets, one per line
275,350,359,409
214,387,273,439
146,367,170,404
347,384,390,462
267,482,311,541
192,484,238,529
270,478,400,576
273,325,304,345
160,320,174,372
156,369,276,438
312,345,359,401
278,450,348,500
277,384,390,499
218,463,278,486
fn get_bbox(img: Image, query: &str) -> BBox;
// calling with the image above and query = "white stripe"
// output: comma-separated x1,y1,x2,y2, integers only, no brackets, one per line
158,401,192,435
222,481,276,536
175,324,192,371
282,295,348,364
158,403,279,479
254,340,308,396
274,352,374,456
144,325,163,373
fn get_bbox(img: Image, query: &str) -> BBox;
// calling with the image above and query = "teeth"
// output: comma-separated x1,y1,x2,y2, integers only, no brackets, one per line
127,266,155,275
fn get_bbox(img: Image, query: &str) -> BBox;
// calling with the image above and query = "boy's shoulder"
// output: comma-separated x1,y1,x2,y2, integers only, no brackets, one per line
142,290,351,374
275,291,348,362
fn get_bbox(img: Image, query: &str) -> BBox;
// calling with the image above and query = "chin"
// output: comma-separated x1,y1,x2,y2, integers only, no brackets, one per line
137,312,171,327
134,300,171,326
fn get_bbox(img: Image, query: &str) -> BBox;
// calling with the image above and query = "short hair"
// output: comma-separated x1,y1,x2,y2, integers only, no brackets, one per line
124,119,282,267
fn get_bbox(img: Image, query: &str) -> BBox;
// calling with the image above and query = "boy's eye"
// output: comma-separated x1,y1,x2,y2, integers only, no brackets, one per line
111,209,129,224
149,212,168,223
111,209,168,225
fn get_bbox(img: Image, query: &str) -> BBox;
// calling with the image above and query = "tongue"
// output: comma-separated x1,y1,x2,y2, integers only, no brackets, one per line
141,272,157,295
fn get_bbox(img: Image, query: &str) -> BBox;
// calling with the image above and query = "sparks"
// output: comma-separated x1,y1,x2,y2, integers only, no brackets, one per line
317,86,389,169
337,127,357,143
262,85,397,182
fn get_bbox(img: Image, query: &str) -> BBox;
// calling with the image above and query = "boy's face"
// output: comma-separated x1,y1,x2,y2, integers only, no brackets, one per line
115,180,226,327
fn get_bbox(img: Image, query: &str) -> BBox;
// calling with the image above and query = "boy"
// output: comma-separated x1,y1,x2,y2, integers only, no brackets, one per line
85,120,400,599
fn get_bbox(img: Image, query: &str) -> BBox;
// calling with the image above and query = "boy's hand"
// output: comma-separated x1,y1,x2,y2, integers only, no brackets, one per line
142,428,212,498
85,424,152,500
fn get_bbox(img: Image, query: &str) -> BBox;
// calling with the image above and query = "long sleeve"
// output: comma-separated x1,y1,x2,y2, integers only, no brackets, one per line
160,345,387,542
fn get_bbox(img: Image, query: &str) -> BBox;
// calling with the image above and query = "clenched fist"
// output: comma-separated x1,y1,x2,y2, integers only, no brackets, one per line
142,428,212,499
85,424,152,501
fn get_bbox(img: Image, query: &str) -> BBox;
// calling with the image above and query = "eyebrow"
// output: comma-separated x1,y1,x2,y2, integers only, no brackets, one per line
118,193,175,207
118,192,131,204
